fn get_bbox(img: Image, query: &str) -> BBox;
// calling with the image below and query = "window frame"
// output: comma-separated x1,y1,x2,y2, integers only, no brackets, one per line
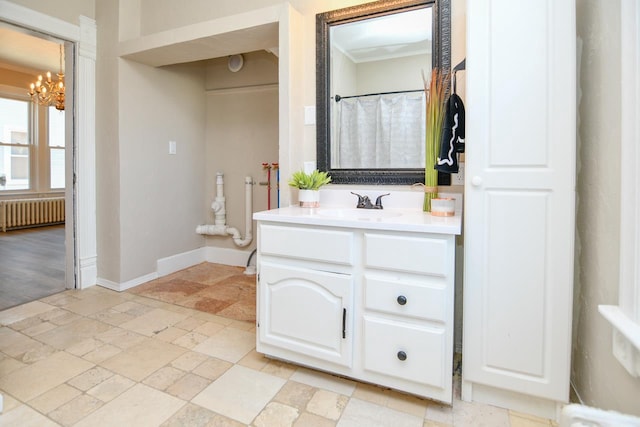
46,105,66,190
0,86,33,192
598,0,640,378
0,84,65,195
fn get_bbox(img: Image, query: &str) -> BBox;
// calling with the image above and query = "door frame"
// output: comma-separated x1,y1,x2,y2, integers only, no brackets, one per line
0,1,97,289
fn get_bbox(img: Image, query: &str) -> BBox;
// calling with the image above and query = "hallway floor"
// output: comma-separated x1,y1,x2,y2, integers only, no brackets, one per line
0,225,66,311
0,263,558,426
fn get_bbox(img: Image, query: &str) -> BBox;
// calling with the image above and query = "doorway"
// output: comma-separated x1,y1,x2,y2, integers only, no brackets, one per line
0,22,75,310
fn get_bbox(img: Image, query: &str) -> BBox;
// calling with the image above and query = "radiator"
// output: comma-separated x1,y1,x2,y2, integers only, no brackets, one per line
0,197,65,232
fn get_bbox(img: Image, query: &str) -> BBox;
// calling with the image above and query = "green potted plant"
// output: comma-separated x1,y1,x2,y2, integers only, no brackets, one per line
288,169,332,207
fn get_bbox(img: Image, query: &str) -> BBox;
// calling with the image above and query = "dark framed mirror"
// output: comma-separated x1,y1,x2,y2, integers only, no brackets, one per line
316,0,450,185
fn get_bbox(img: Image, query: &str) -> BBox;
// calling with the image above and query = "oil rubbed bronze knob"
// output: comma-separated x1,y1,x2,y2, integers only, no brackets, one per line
397,295,407,305
397,351,407,361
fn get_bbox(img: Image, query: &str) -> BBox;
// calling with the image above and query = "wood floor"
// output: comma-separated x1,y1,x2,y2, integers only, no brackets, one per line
0,225,66,311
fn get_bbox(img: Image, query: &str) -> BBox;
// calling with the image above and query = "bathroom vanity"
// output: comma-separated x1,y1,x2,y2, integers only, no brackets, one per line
253,196,461,403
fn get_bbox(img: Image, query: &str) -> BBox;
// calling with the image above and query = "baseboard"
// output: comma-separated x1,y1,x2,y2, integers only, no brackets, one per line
79,255,97,289
461,380,562,421
157,248,206,277
204,246,253,267
96,246,252,292
97,272,158,292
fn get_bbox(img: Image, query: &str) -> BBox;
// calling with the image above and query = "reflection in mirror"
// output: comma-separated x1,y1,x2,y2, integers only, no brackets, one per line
317,0,450,185
331,8,431,170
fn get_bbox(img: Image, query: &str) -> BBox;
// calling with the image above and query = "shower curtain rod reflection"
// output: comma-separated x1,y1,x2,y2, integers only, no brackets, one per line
333,89,425,102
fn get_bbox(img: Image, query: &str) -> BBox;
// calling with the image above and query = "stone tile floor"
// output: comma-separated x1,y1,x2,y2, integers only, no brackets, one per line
127,263,256,323
0,263,559,426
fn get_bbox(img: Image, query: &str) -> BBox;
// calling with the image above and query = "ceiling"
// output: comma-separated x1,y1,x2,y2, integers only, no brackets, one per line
331,7,432,64
0,24,64,75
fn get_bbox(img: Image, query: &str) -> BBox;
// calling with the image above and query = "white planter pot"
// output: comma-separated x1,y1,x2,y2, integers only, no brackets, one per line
298,189,320,208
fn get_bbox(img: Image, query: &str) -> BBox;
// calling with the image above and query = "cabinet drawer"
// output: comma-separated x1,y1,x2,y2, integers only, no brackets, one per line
363,317,447,389
364,233,449,276
364,275,447,322
260,224,354,265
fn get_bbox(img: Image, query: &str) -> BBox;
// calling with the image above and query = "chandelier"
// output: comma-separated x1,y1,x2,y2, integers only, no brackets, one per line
28,44,65,111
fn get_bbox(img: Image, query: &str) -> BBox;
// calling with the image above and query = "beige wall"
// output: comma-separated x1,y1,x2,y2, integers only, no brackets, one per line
117,60,207,280
137,0,368,37
573,0,640,415
356,55,429,95
203,51,279,254
331,46,357,99
95,0,121,282
0,67,33,88
4,0,94,22
138,0,277,36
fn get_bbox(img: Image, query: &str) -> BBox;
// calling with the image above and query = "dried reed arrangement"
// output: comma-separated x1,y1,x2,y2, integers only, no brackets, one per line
422,68,450,212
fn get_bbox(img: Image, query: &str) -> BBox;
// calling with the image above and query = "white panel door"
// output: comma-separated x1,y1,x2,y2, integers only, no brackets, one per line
463,0,575,401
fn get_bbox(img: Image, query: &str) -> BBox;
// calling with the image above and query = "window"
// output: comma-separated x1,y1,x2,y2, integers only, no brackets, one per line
0,90,65,193
0,97,30,190
599,0,640,378
48,106,65,189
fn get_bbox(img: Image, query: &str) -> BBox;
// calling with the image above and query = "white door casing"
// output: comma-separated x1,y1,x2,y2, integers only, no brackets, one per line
0,1,97,289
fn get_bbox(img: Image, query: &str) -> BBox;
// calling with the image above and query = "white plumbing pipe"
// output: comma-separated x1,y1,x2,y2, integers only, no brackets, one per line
212,172,226,226
196,174,253,247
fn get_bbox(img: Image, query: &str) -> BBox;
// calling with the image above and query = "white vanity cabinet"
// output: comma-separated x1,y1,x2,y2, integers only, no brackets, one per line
254,208,460,403
463,0,576,419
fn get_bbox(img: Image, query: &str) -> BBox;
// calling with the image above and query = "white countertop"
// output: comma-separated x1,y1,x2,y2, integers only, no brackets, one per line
253,206,462,235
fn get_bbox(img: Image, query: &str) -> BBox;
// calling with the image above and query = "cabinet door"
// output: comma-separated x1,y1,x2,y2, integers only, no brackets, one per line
464,0,575,402
258,261,353,367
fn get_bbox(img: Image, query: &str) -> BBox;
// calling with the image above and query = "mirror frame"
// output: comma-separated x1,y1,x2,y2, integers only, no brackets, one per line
316,0,450,185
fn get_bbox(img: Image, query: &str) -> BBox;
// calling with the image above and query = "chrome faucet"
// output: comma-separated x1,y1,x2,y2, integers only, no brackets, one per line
351,192,390,209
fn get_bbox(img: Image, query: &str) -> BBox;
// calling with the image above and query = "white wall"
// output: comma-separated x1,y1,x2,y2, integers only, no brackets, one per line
573,0,640,416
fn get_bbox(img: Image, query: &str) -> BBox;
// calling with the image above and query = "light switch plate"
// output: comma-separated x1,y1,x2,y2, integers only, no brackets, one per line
304,106,316,125
169,140,176,155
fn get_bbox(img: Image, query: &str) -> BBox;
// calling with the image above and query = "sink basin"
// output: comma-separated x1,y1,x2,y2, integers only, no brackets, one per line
315,208,402,220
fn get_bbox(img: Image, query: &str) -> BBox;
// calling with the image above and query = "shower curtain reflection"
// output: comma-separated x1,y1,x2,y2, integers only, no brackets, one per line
333,92,426,169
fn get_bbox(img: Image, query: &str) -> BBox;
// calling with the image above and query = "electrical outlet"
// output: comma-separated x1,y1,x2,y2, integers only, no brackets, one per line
452,163,465,185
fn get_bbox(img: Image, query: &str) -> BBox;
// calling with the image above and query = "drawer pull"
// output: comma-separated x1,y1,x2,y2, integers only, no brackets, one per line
397,295,407,305
397,350,407,361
